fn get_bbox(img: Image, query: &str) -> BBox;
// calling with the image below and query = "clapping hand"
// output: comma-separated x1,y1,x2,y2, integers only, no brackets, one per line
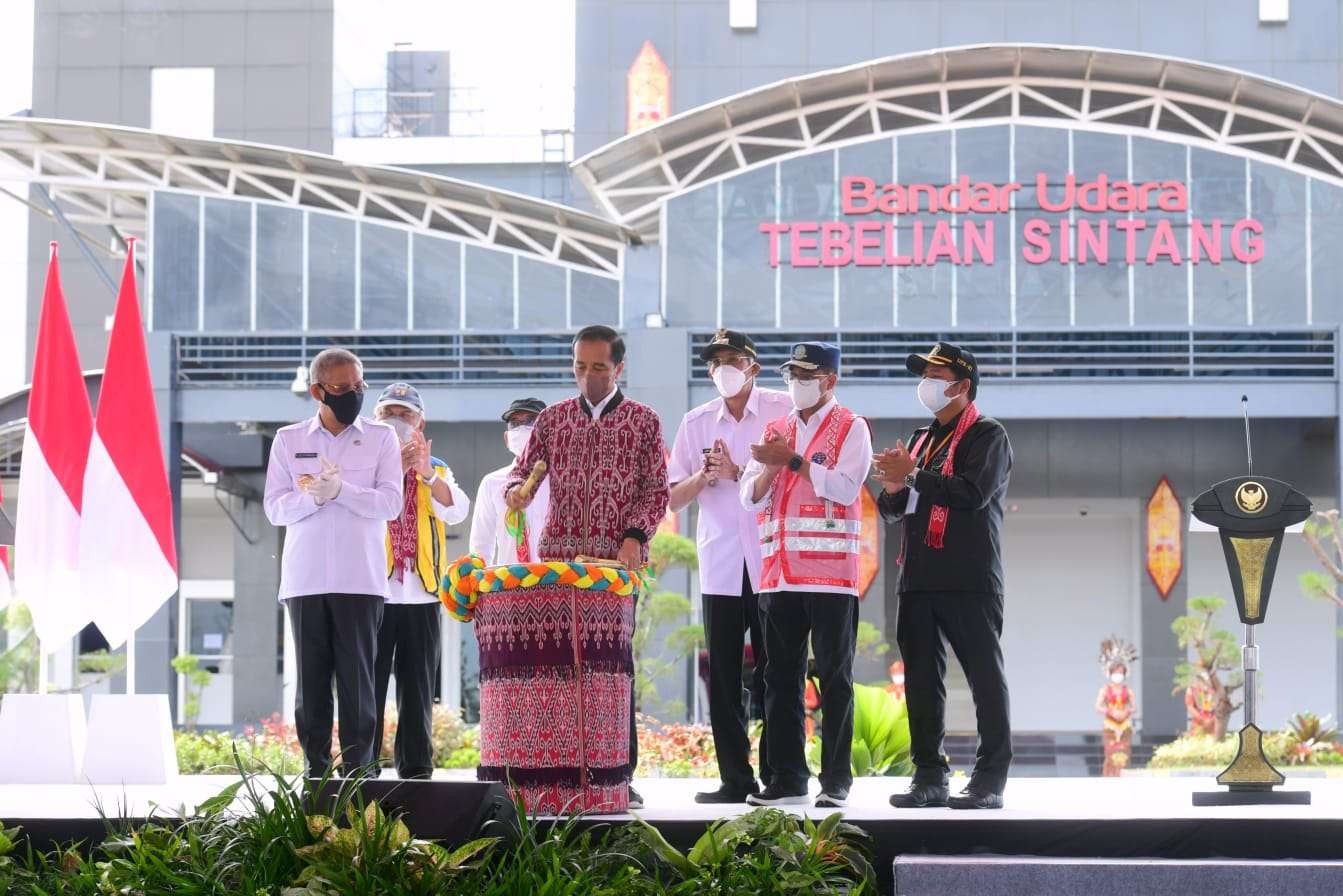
304,456,342,504
703,438,740,484
412,431,434,479
871,441,915,492
750,429,794,469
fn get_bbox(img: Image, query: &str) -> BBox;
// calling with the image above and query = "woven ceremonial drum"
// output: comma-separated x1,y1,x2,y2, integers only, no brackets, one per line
444,556,641,815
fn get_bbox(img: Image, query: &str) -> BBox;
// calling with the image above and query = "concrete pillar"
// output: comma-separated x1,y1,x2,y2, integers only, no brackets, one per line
230,467,283,725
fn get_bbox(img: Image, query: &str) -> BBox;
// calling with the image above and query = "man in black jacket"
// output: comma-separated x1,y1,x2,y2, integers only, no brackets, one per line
873,342,1013,810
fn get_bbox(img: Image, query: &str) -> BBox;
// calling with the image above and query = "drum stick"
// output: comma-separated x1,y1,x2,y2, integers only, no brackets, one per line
518,460,547,500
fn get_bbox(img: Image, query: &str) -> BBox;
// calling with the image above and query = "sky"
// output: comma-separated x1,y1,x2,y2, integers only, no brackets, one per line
332,0,576,137
0,1,576,396
0,0,34,398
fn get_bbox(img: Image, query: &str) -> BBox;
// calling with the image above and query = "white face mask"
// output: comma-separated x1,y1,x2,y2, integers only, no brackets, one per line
505,426,533,457
711,364,749,399
382,414,417,445
788,377,823,410
1110,672,1126,684
917,377,958,414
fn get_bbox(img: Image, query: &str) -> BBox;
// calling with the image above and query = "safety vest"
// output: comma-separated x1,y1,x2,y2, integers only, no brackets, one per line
758,405,864,593
385,459,451,595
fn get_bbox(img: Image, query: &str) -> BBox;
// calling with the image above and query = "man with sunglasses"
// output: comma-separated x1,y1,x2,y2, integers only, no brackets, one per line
668,330,792,804
738,341,872,809
264,348,404,779
873,342,1013,811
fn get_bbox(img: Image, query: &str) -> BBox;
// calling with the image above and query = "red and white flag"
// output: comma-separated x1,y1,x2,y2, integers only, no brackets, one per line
14,245,94,645
79,241,178,649
0,478,12,609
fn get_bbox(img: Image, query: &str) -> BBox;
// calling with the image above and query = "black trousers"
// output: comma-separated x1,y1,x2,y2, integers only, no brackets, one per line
760,589,858,795
896,590,1012,794
703,566,771,790
285,594,384,778
374,601,442,779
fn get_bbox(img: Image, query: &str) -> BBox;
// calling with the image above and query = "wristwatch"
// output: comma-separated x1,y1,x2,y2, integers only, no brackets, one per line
419,471,437,485
904,469,919,490
787,454,804,472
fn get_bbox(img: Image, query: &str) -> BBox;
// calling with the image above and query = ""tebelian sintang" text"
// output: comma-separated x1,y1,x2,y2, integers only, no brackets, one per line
758,173,1264,268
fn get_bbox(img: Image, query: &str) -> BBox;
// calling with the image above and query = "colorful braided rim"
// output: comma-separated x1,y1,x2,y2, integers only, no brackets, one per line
441,554,649,622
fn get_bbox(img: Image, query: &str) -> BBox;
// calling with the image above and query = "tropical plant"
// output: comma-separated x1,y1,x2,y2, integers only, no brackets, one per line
623,806,876,894
0,603,40,694
634,531,703,718
807,682,913,778
1301,511,1343,628
1171,595,1243,740
172,654,215,730
1284,712,1339,765
855,621,888,662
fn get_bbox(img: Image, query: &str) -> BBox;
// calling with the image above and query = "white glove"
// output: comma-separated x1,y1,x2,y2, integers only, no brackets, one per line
306,457,342,504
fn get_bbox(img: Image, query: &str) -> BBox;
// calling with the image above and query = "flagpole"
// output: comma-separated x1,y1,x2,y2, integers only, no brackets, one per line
125,631,136,695
37,639,47,695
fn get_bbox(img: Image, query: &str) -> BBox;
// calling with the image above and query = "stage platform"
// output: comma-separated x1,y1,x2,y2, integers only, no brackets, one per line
4,774,1342,893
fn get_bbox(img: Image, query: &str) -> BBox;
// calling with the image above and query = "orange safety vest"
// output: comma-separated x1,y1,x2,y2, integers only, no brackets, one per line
758,405,865,593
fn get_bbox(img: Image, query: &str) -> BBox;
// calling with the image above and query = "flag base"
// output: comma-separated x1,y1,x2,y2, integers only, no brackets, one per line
0,694,87,783
82,694,178,785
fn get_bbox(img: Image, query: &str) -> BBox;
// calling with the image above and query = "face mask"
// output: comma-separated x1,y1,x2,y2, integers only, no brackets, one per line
322,387,364,425
917,377,957,414
788,377,822,410
1110,672,1125,684
505,426,533,457
712,365,749,399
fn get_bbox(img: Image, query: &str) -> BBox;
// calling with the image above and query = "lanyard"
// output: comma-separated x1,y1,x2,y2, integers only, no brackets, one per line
919,429,956,469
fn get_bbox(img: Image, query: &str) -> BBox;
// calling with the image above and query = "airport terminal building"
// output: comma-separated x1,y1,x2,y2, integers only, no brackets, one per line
2,0,1342,745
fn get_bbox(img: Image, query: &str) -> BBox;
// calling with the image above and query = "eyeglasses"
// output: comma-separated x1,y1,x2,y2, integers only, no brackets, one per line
319,380,366,395
505,418,535,430
781,370,826,384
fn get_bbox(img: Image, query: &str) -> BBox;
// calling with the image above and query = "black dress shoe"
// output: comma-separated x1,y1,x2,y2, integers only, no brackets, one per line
889,782,950,808
948,788,1004,810
694,783,759,804
627,786,645,810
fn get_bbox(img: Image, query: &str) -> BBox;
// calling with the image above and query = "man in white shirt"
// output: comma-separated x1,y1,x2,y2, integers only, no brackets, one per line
668,329,793,804
738,341,873,810
468,397,550,565
263,348,403,779
372,382,470,780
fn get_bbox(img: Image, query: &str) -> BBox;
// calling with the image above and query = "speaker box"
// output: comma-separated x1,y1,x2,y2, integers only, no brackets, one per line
306,779,515,843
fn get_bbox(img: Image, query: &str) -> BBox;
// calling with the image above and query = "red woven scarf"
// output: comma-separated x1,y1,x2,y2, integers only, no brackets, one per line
909,403,980,550
388,469,419,581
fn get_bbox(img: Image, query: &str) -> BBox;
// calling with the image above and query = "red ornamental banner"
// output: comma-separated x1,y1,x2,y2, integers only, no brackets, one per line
1146,477,1183,600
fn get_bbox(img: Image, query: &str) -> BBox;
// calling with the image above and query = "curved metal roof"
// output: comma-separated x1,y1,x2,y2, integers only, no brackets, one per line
573,43,1343,239
0,116,632,274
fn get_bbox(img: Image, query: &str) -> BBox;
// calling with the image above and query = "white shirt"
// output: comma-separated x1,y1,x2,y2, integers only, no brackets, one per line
669,385,794,596
264,415,404,601
468,462,552,565
738,397,874,596
584,386,619,419
386,464,471,605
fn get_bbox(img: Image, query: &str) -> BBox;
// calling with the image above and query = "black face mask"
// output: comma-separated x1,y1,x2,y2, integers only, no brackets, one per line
320,387,364,425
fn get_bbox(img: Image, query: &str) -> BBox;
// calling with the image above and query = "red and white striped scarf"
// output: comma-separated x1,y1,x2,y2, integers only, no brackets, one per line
909,403,980,550
388,468,419,581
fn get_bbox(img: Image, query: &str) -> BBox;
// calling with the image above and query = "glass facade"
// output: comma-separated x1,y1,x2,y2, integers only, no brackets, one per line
662,124,1343,330
149,192,620,332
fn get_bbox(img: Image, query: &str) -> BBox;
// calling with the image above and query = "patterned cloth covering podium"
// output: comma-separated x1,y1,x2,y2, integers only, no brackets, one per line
444,557,644,814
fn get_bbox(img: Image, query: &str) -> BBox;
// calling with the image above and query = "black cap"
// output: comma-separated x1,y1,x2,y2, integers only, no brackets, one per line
699,328,758,362
906,341,979,390
501,397,546,423
779,341,841,372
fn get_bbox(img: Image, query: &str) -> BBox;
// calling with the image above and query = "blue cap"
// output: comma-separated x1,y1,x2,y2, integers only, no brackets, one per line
375,382,424,415
779,341,841,372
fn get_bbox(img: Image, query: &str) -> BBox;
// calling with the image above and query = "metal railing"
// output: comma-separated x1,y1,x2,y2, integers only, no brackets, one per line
176,333,579,386
689,330,1339,381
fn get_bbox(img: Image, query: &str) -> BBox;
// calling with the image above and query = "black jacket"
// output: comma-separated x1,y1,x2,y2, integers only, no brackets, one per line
878,410,1012,596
